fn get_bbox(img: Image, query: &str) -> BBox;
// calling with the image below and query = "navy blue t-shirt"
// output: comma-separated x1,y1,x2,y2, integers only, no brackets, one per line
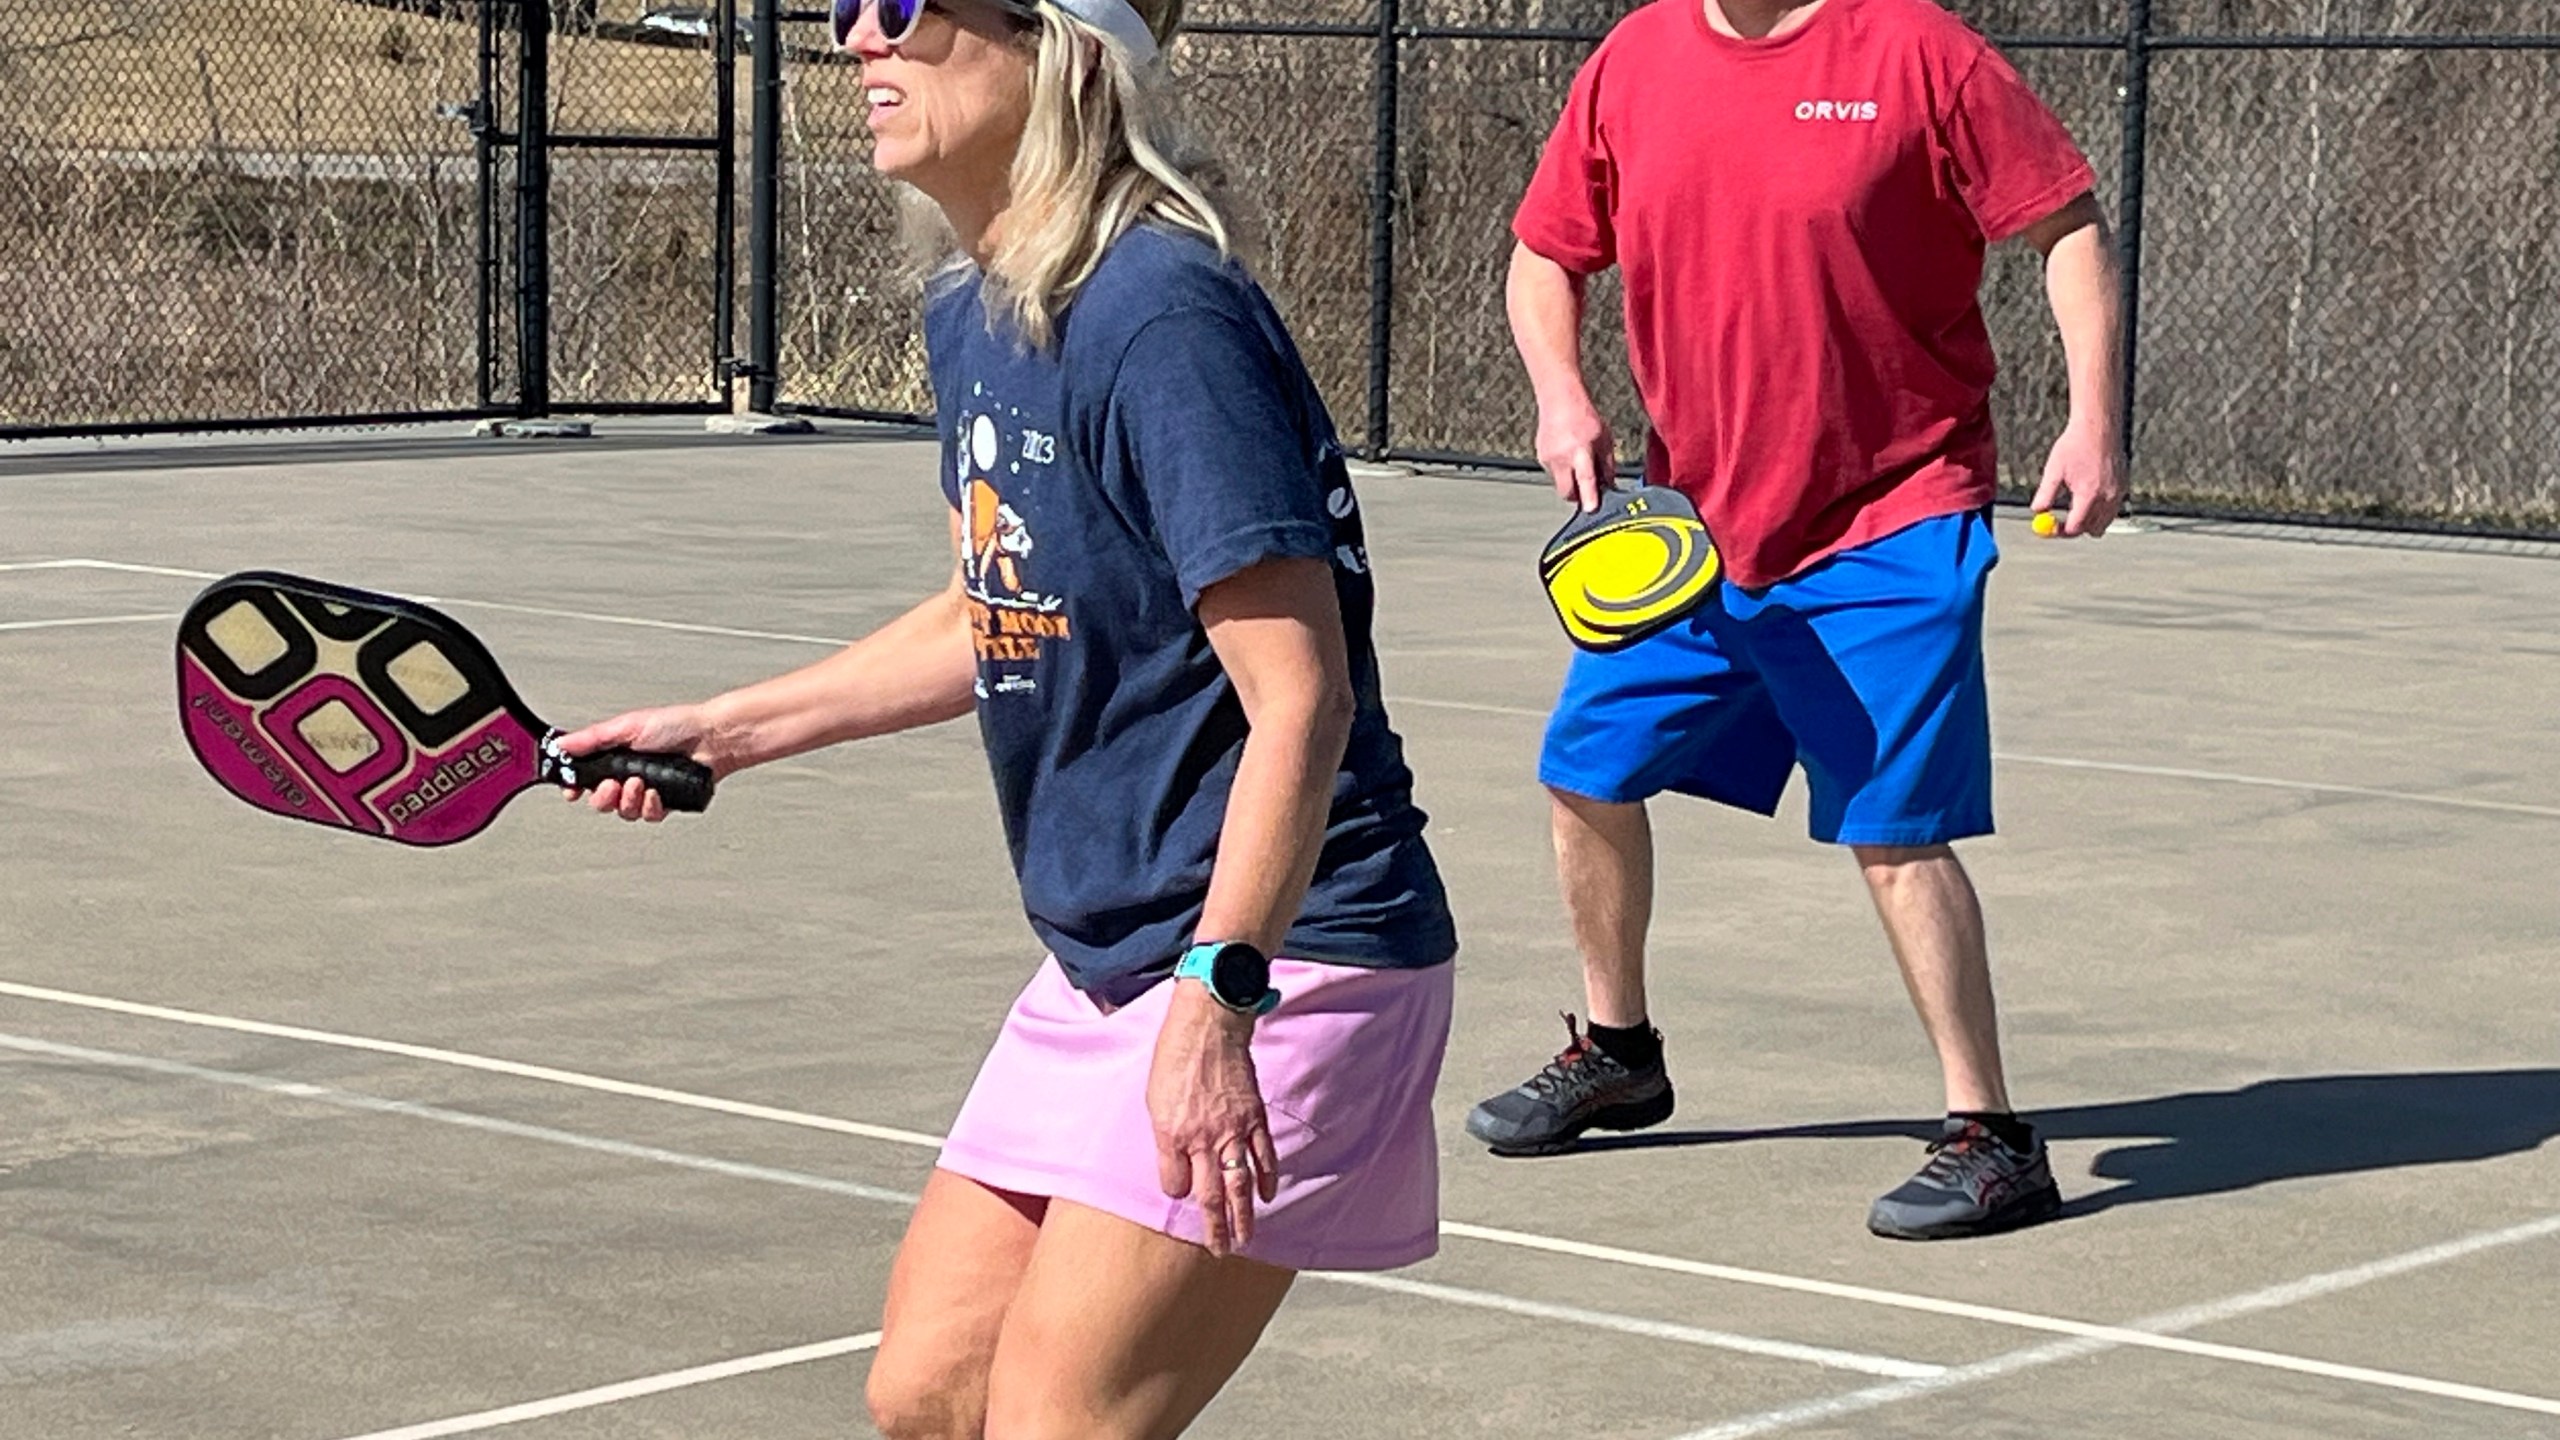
923,227,1457,1005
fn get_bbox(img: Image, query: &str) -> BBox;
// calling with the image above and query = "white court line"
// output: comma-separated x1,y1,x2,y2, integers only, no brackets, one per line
1387,695,1550,719
430,597,849,648
1452,1220,2560,1426
0,980,949,1151
1668,1211,2560,1437
330,1322,890,1434
3,559,851,648
0,558,216,578
1673,1331,2123,1440
0,602,830,648
327,1333,883,1440
0,1029,1940,1383
0,1033,920,1208
7,981,2557,1417
20,556,2560,822
1387,696,2560,821
1991,753,2560,821
0,612,181,632
1321,1273,1942,1380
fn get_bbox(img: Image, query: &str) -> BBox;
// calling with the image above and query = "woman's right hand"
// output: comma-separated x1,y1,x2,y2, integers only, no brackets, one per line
1147,981,1281,1258
555,704,723,823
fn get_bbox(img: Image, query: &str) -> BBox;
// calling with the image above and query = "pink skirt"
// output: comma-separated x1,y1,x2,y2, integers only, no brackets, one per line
938,955,1455,1272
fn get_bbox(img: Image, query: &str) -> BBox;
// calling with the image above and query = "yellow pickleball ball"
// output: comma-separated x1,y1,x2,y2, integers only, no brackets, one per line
2031,511,2060,538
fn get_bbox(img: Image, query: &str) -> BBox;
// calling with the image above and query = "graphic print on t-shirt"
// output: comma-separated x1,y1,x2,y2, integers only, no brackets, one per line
954,390,1072,697
919,229,1459,998
965,476,1034,597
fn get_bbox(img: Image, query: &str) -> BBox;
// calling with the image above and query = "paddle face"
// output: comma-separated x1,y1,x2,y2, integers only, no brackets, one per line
177,572,557,845
1539,485,1721,652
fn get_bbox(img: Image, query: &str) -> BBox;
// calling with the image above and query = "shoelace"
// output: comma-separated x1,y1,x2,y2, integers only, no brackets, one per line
1915,1127,1990,1186
1522,1013,1604,1099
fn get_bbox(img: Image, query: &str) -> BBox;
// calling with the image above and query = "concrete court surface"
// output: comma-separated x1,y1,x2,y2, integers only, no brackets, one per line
1,423,2555,1440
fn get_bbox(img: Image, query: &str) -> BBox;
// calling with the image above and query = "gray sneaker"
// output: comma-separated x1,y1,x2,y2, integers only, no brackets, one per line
1866,1117,2063,1240
1465,1015,1674,1156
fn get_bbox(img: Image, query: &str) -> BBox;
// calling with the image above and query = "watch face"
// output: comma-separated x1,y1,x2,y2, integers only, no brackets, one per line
1210,943,1269,1005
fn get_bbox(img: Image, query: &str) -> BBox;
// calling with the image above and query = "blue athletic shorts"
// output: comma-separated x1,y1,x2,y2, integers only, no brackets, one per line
1539,507,1998,846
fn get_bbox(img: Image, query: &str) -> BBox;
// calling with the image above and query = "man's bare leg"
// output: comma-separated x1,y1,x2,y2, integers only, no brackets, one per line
1462,788,1675,1153
1555,789,1654,1028
1856,844,2061,1240
1854,844,2009,1113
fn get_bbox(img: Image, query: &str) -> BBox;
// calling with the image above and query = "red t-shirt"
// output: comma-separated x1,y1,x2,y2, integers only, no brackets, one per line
1514,0,2095,587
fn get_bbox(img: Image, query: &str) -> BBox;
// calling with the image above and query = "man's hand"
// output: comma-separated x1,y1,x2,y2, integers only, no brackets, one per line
1537,394,1616,513
1508,241,1615,513
2033,419,2127,537
2023,193,2128,538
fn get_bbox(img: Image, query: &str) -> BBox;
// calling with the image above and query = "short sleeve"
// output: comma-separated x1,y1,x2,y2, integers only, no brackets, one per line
1106,306,1334,609
1939,46,2098,242
1512,50,1618,274
924,287,969,508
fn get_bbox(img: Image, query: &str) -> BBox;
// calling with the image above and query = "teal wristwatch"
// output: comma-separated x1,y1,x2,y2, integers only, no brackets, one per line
1175,940,1281,1016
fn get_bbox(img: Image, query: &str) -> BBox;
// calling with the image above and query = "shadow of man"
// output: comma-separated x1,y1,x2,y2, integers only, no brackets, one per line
1563,1070,2560,1220
2038,1070,2560,1216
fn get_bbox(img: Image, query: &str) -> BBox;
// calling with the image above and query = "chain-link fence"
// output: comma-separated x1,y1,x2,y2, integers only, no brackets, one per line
8,2,2557,532
534,2,737,412
0,0,741,434
0,0,491,429
2132,22,2560,528
770,5,932,419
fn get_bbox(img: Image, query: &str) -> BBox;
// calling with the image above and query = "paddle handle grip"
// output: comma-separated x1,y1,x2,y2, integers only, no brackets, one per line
581,749,716,813
540,733,716,812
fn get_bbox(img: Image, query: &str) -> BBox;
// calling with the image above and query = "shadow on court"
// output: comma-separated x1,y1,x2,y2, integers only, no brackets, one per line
1556,1070,2560,1217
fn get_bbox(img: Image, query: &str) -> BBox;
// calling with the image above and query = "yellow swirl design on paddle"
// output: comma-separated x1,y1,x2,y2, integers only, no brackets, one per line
1542,516,1720,651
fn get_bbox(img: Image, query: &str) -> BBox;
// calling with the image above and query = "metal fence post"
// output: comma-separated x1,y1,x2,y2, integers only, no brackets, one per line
1362,0,1402,459
514,0,553,419
714,0,740,409
2116,0,2152,468
476,0,500,409
747,0,784,414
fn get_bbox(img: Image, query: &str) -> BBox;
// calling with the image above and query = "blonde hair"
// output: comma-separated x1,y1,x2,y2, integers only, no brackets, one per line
928,0,1244,350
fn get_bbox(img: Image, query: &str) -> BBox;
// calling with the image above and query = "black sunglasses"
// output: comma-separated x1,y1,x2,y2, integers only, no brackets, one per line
831,0,1038,49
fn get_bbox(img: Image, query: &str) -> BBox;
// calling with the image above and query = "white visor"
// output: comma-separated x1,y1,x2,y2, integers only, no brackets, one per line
1047,0,1161,61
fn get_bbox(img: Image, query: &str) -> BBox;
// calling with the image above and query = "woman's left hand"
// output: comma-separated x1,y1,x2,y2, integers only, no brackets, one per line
1148,982,1282,1258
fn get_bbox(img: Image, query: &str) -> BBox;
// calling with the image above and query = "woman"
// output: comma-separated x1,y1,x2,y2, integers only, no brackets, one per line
557,0,1458,1434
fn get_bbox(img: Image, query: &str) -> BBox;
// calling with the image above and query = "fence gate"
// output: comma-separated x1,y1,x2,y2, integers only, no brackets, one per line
474,0,741,420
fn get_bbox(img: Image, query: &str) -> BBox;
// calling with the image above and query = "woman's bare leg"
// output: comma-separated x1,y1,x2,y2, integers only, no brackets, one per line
867,1169,1046,1440
982,1198,1296,1440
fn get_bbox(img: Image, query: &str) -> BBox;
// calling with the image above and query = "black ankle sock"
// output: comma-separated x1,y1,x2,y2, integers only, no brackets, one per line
1586,1020,1662,1072
1950,1110,2035,1152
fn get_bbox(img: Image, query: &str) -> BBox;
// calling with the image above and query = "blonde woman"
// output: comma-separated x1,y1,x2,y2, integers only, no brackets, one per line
556,0,1458,1433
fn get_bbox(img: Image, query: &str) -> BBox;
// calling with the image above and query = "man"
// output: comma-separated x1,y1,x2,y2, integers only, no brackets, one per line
1467,0,2127,1240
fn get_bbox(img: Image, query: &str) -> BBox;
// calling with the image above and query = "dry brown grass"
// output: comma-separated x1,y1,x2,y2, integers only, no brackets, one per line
3,0,722,154
1,0,749,426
